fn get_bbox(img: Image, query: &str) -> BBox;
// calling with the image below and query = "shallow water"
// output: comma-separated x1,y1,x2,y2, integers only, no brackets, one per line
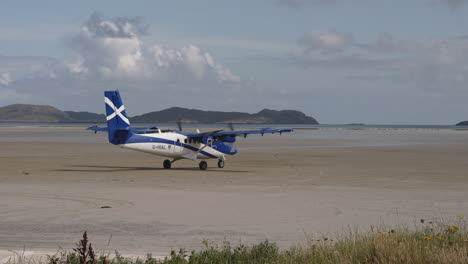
1,126,468,149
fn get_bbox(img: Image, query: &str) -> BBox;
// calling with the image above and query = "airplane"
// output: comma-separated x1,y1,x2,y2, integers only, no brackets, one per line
88,90,294,170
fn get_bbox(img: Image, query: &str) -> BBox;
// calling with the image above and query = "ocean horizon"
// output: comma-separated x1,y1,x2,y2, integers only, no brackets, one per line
0,122,465,130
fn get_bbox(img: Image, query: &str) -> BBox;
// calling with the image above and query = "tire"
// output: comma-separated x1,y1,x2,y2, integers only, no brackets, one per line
199,161,208,170
217,159,225,168
163,160,171,169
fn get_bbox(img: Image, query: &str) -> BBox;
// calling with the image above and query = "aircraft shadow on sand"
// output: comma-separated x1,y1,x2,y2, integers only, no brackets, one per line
53,164,250,173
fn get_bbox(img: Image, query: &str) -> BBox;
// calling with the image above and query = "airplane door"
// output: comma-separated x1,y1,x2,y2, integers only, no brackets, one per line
173,139,183,154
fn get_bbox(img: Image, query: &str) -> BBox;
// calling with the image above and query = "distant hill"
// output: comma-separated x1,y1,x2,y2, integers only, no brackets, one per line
456,121,468,126
0,104,104,122
0,104,318,124
132,107,318,124
63,111,105,122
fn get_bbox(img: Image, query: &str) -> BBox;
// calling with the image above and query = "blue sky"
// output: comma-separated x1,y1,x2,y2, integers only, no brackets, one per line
1,0,468,124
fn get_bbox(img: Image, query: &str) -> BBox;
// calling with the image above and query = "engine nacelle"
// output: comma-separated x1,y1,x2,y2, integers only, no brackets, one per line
202,136,214,144
222,136,236,143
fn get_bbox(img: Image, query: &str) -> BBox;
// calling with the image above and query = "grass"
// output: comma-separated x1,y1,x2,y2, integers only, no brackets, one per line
3,216,468,264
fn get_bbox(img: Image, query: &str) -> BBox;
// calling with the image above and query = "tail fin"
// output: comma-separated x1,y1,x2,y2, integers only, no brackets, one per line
104,91,131,144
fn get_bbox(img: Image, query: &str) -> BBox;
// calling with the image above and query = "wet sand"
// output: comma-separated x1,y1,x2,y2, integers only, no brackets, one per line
1,126,467,258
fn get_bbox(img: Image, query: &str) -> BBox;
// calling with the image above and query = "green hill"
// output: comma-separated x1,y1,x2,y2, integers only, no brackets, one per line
0,104,104,122
0,104,319,124
131,107,318,124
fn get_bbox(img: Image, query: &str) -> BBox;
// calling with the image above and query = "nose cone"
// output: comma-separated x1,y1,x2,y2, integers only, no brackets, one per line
215,141,238,155
229,145,237,155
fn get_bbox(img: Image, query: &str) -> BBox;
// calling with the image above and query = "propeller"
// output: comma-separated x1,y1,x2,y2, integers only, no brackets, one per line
228,122,235,131
227,123,248,138
177,120,183,131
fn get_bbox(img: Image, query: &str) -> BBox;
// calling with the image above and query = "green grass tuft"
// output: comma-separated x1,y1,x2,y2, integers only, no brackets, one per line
3,216,468,264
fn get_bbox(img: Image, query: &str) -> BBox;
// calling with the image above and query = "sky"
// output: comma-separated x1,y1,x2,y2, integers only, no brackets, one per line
1,0,468,124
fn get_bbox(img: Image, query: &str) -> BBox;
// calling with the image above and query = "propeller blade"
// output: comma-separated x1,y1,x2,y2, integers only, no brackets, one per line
177,120,182,131
228,122,235,131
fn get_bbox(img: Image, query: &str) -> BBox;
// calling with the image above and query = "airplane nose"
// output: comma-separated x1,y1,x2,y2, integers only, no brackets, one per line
229,145,237,155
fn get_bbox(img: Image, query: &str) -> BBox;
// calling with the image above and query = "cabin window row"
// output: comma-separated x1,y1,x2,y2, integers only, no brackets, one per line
176,138,201,144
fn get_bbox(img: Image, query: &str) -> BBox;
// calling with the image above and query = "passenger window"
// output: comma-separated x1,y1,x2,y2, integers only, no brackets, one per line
184,139,187,143
177,139,180,143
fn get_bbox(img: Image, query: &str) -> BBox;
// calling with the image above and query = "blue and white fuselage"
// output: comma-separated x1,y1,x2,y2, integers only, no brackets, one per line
121,130,236,160
89,90,293,170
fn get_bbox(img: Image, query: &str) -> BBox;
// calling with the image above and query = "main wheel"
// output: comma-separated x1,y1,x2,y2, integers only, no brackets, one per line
217,159,225,168
199,161,208,170
163,159,171,169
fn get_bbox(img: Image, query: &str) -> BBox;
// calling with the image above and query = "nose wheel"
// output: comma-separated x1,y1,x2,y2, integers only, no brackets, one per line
217,159,225,168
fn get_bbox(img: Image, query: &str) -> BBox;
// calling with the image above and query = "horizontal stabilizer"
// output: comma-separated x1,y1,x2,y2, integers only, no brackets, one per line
87,125,108,133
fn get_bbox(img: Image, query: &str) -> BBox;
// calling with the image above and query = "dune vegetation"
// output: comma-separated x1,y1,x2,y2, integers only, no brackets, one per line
5,216,467,264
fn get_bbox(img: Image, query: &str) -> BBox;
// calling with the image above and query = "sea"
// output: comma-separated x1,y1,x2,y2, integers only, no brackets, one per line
1,122,467,148
0,122,465,130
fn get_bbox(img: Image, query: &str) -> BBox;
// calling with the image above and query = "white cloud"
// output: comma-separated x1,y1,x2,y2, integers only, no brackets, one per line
65,13,145,79
297,30,354,54
0,55,57,79
0,13,242,110
181,37,298,54
149,44,240,82
64,13,240,83
0,72,11,86
357,32,399,53
290,30,468,90
276,0,467,10
276,0,335,8
435,0,467,10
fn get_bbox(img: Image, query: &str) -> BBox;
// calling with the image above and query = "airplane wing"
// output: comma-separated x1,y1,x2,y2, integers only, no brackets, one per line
185,128,294,139
86,125,159,133
184,130,224,138
213,128,294,138
88,125,293,139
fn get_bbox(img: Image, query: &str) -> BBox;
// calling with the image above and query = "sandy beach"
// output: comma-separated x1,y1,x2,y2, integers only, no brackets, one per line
1,126,467,259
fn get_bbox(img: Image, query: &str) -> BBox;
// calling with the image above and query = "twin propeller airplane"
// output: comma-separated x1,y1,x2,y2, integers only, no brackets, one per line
88,91,294,170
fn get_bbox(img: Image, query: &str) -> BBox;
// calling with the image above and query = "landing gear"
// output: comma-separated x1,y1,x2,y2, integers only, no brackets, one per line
199,161,208,170
163,158,222,170
163,159,171,169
